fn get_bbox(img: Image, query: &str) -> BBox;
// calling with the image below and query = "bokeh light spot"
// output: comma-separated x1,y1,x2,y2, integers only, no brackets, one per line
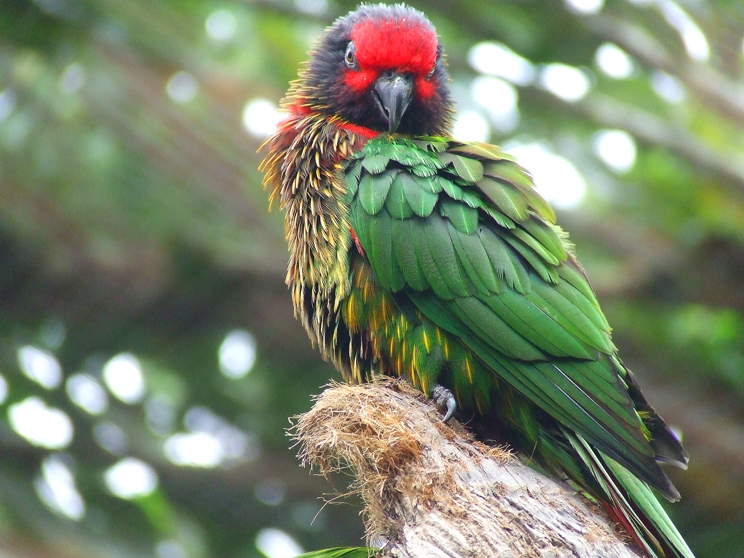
452,110,490,142
471,76,519,133
659,0,709,61
255,478,285,506
255,528,304,558
219,329,257,379
18,345,62,389
184,405,260,462
592,129,637,174
504,141,586,209
205,9,237,42
539,64,591,102
565,0,603,14
104,457,158,499
651,71,686,103
66,373,109,415
595,43,634,79
35,455,85,520
468,42,535,86
9,397,73,449
93,421,129,455
164,432,224,467
103,353,146,404
242,99,283,139
166,71,198,104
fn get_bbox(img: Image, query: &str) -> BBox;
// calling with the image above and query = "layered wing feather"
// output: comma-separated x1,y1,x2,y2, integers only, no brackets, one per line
345,137,686,500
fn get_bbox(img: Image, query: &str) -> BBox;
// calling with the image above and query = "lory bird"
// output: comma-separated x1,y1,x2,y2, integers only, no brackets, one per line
261,4,694,558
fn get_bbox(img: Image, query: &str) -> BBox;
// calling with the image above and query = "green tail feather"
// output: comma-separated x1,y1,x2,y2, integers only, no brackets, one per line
295,547,377,558
567,432,695,558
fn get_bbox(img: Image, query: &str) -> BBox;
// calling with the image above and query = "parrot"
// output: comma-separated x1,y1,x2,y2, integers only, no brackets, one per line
260,4,694,558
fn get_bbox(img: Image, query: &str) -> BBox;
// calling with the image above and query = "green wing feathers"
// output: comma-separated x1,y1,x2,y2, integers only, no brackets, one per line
344,137,687,500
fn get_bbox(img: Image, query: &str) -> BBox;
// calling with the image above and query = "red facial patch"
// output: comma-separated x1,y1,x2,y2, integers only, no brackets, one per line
344,17,438,97
415,76,436,100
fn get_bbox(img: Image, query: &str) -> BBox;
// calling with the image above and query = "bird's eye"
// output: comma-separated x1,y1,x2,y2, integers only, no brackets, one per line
345,42,358,69
426,66,436,80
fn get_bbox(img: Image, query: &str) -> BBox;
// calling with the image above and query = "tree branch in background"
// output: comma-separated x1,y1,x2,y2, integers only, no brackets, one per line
293,380,642,558
586,14,744,125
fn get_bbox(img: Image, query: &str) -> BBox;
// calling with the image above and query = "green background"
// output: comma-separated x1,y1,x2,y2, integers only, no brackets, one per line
1,0,743,556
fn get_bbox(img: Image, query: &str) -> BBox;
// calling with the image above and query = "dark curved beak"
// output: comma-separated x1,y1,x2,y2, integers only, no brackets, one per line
373,72,413,133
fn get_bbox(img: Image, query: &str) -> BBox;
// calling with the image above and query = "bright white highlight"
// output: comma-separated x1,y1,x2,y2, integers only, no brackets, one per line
166,71,198,104
595,43,634,79
205,9,237,42
103,353,146,404
452,110,490,143
504,142,586,209
35,457,85,520
592,130,637,174
651,71,686,103
243,99,284,139
164,432,224,467
184,406,259,461
565,0,604,14
468,42,535,86
539,64,591,102
471,77,519,133
165,406,258,467
255,528,304,558
18,345,62,389
66,373,108,415
35,455,85,520
9,397,73,449
219,329,257,379
659,0,709,61
104,458,158,499
0,374,7,404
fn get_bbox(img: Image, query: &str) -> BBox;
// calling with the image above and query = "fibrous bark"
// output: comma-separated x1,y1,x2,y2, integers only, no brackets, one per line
293,379,642,558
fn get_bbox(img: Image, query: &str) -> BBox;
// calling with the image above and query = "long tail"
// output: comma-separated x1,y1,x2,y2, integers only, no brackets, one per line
566,431,695,558
296,548,376,558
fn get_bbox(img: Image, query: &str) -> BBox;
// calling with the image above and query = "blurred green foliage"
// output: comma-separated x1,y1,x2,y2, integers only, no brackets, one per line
1,0,744,557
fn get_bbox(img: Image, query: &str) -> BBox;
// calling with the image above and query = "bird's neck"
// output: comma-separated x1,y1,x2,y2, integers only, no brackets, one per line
261,111,371,306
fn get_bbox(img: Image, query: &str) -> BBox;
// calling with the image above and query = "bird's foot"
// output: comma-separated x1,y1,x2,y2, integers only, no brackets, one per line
431,384,457,423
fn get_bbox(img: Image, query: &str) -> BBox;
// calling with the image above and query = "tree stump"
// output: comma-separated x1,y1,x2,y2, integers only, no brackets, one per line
292,378,642,558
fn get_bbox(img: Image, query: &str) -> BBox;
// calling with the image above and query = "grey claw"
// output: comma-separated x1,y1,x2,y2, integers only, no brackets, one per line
431,384,457,422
